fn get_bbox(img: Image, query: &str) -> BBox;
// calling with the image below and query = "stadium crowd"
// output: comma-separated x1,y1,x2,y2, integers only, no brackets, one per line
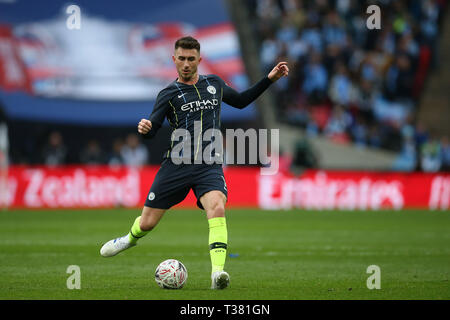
40,131,149,167
247,0,449,171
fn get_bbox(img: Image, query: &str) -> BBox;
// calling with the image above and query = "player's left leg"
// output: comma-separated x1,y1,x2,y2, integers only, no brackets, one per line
199,190,230,289
100,206,166,257
101,158,190,257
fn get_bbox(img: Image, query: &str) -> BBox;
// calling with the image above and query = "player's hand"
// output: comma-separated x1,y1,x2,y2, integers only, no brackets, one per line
138,119,152,134
268,61,289,82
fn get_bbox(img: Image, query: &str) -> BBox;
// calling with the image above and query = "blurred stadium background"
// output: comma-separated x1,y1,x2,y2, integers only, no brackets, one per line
0,0,449,300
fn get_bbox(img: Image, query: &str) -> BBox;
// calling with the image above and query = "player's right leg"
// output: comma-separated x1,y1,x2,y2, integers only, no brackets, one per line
100,206,165,257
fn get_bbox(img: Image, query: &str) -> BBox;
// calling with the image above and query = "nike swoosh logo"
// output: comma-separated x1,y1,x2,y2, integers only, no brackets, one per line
178,93,186,98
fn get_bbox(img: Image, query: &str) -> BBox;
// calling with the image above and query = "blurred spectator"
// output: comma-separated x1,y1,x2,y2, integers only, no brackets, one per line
440,136,450,171
300,19,323,54
41,131,67,166
260,34,281,73
393,124,418,171
276,18,298,46
372,96,412,126
420,136,442,172
367,124,382,149
414,122,429,147
324,104,352,142
108,138,125,167
353,79,377,116
349,114,368,148
302,52,328,103
121,133,149,167
291,138,318,173
80,139,105,165
376,25,396,55
384,54,414,100
397,32,419,60
359,54,379,84
328,61,357,106
322,10,347,48
420,0,440,68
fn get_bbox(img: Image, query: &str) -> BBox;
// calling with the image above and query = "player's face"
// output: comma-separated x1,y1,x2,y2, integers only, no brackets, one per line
172,48,201,82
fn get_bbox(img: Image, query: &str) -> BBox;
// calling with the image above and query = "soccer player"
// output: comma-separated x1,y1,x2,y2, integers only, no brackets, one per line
100,36,288,289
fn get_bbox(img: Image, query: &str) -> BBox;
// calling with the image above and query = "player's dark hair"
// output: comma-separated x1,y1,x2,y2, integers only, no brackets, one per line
174,36,200,52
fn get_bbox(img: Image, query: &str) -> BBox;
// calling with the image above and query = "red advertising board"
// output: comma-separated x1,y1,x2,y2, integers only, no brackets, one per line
2,165,449,210
258,171,449,210
2,165,258,209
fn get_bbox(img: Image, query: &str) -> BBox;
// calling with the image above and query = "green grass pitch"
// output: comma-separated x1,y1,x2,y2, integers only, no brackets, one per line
0,208,449,300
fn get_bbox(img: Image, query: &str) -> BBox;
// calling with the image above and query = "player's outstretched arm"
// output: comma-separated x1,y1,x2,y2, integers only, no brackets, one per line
221,61,289,109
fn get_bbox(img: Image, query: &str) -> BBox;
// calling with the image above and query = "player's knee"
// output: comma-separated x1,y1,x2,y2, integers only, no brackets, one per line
209,201,225,218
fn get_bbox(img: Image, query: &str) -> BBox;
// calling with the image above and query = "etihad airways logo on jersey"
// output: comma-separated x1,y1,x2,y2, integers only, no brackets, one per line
181,99,218,112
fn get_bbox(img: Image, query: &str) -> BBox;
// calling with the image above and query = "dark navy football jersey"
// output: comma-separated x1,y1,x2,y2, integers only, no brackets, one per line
142,74,272,163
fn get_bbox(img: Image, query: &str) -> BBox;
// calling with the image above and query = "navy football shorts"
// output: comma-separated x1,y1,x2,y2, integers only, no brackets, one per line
144,159,228,210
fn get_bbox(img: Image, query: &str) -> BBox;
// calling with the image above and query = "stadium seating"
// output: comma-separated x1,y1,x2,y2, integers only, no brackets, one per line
246,0,449,171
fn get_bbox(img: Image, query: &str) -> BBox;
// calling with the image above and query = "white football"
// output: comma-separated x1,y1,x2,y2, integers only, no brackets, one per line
154,259,188,289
